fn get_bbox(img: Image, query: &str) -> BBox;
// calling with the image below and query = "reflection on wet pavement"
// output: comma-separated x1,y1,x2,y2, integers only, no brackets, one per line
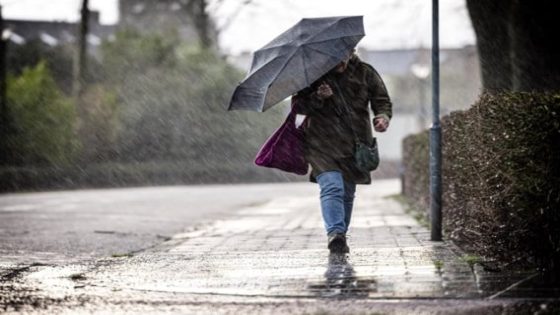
307,253,377,298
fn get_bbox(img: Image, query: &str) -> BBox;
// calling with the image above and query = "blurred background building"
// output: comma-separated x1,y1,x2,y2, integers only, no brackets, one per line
4,10,114,57
3,0,217,51
119,0,217,46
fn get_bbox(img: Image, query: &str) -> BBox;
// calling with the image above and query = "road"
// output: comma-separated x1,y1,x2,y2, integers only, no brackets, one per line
0,183,319,264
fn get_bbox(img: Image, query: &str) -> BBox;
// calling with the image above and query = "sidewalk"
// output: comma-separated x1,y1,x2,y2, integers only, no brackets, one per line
3,179,558,314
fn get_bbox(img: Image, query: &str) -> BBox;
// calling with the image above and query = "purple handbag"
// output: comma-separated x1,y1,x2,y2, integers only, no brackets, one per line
254,101,308,175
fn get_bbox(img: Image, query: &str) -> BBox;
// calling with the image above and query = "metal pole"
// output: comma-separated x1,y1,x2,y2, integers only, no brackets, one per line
430,0,442,241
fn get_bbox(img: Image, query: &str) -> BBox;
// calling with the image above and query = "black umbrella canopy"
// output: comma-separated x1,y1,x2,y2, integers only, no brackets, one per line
228,16,365,112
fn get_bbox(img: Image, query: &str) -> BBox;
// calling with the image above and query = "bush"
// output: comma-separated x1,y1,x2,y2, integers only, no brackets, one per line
1,30,297,189
100,29,178,82
402,130,429,215
402,92,560,271
101,30,286,169
5,62,79,166
7,40,75,94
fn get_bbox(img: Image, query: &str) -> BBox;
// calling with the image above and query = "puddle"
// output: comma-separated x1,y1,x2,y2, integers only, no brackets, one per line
307,254,377,298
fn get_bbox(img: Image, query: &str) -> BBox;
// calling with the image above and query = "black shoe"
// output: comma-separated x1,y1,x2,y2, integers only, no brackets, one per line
328,233,349,254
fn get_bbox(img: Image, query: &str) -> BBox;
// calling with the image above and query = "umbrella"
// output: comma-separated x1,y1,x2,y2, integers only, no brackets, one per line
228,16,365,112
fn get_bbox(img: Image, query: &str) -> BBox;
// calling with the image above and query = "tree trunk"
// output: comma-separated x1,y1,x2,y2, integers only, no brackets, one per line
0,5,13,166
73,0,89,100
510,0,560,91
188,0,213,49
466,0,513,91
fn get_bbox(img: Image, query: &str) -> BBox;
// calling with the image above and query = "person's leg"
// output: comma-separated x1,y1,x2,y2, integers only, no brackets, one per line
343,180,356,233
316,171,346,235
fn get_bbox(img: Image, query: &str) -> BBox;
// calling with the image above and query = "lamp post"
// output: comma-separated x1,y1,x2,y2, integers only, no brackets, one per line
430,0,442,242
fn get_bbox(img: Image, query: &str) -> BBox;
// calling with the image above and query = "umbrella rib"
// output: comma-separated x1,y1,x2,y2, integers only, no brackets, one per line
306,17,364,43
263,35,361,105
258,18,337,51
249,46,301,76
304,35,362,46
261,48,305,106
247,53,288,78
302,38,357,59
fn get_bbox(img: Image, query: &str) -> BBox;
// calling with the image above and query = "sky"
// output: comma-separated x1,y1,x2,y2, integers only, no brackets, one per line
0,0,476,55
209,0,476,54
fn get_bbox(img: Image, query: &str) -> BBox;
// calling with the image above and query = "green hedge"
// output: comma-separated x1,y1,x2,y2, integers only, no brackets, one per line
402,92,560,271
402,130,429,214
5,62,78,166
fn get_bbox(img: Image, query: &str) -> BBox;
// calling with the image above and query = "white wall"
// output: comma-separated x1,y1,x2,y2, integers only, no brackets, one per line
376,113,424,160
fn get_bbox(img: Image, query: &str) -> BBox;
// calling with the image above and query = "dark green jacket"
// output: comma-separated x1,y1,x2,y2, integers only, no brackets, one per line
293,55,392,184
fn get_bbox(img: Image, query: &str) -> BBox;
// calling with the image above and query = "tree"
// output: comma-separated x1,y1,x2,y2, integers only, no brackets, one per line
467,0,560,92
186,0,213,49
100,30,285,169
0,5,10,165
7,40,75,94
100,29,178,83
73,0,90,100
6,62,79,166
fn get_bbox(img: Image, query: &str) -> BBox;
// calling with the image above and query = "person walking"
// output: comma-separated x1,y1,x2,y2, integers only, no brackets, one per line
293,50,392,253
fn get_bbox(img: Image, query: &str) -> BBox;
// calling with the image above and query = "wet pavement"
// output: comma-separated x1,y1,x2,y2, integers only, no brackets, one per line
0,184,309,265
2,180,560,314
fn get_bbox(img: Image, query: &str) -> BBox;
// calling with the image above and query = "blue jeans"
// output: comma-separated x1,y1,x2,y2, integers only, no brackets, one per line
316,171,356,235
